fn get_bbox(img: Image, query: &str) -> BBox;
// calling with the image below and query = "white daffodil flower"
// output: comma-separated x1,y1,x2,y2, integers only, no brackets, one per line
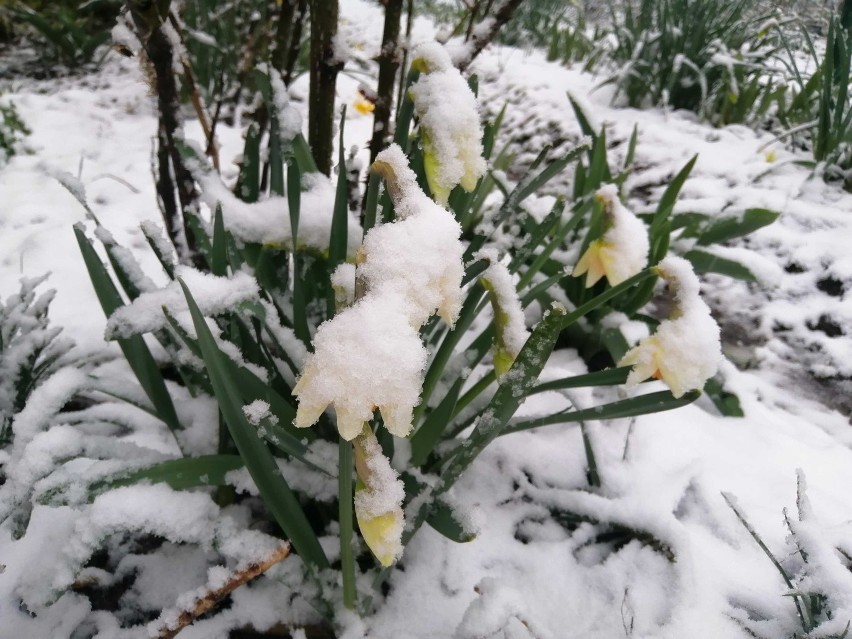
409,41,486,205
619,256,721,398
293,145,465,441
573,185,649,288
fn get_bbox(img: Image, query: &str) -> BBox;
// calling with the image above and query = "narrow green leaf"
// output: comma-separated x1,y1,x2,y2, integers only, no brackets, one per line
75,225,183,440
685,249,756,281
697,208,779,246
505,389,701,433
427,499,476,543
393,69,420,152
237,122,261,203
91,455,245,498
410,377,464,466
211,203,228,277
532,367,632,395
179,279,329,568
329,106,350,272
651,155,697,234
269,116,285,197
293,133,319,174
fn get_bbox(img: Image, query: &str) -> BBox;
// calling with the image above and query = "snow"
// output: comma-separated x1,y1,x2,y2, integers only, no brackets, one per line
2,1,852,637
477,249,529,375
104,266,258,339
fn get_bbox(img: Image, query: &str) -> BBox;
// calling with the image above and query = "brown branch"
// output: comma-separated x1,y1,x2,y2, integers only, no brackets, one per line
155,543,291,639
309,0,342,175
457,0,524,72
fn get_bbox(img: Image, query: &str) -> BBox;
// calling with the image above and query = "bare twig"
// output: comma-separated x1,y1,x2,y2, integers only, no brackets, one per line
457,0,524,72
155,543,291,639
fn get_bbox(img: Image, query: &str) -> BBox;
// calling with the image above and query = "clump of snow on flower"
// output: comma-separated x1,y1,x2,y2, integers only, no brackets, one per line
620,256,721,397
294,144,465,440
294,295,427,440
476,249,529,375
573,184,649,287
409,41,486,205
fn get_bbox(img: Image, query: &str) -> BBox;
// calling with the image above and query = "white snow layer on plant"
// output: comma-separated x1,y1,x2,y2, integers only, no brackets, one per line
409,41,486,204
186,147,362,256
620,256,721,397
294,144,465,440
573,184,649,287
105,266,258,339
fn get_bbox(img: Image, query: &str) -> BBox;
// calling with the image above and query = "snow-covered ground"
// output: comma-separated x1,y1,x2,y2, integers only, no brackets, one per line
1,1,851,637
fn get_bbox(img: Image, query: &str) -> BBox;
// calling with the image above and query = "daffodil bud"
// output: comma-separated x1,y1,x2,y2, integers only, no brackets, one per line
408,42,486,205
573,185,649,288
477,250,529,377
619,256,721,398
353,429,405,566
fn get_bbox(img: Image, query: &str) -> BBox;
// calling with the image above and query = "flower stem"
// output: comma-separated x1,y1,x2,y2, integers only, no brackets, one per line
338,438,357,610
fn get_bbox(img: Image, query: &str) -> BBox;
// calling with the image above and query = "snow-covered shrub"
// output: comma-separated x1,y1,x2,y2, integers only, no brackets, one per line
0,275,73,451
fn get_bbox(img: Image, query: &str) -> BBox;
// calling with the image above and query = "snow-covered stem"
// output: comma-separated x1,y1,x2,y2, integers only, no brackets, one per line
153,543,291,639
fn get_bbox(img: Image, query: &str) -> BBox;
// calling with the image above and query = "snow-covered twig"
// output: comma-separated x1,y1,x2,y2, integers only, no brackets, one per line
153,543,291,639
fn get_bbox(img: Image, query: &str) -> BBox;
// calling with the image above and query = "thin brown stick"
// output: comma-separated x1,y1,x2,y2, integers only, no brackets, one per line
155,543,291,639
167,12,220,172
457,0,524,72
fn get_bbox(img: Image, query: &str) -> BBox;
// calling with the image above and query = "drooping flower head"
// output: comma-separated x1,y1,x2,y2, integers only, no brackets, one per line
409,41,486,205
293,145,465,441
619,256,721,398
573,185,649,288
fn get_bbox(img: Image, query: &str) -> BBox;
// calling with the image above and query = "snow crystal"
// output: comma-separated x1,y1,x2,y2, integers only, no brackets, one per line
409,41,486,204
186,147,362,256
294,294,427,440
620,256,721,397
354,430,405,566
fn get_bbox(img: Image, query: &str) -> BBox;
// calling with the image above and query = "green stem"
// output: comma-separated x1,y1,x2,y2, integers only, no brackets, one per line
338,438,357,610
